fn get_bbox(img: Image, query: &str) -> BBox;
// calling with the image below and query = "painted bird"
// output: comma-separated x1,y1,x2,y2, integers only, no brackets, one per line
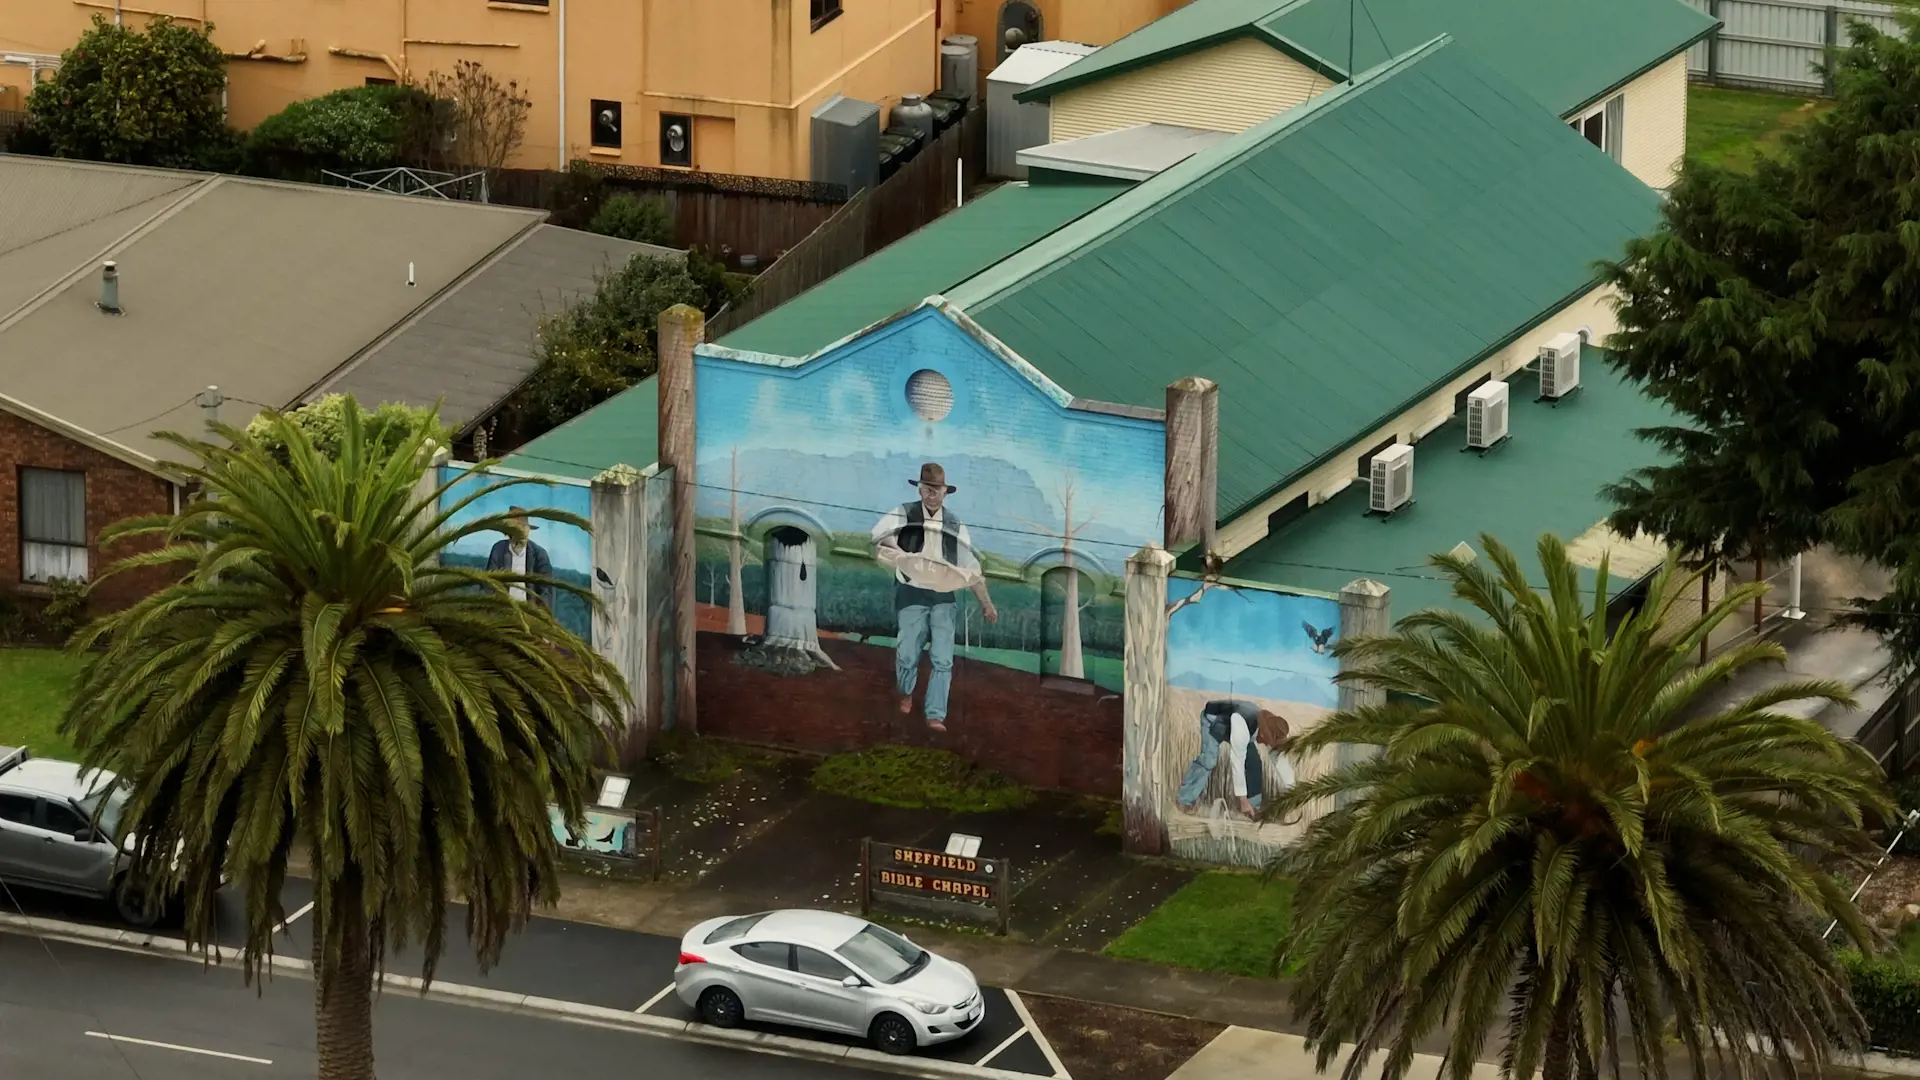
1302,622,1335,655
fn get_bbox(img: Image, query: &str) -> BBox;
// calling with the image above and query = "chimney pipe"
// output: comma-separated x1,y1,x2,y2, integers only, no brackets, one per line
98,261,121,314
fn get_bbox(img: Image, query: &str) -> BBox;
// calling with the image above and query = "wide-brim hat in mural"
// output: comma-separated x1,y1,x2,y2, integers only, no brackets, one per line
911,463,957,493
507,505,540,530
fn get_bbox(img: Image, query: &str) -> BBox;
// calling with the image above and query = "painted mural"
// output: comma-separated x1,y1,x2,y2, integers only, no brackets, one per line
1158,575,1342,866
439,464,595,643
692,303,1164,748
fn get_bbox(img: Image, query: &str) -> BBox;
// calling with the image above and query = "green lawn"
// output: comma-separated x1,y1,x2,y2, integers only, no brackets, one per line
1688,85,1831,172
1105,870,1295,979
0,647,83,759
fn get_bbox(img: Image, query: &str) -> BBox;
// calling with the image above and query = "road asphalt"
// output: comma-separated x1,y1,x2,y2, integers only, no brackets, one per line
0,934,881,1079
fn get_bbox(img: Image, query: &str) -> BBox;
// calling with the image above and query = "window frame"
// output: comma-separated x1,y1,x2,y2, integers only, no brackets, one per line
794,945,856,982
18,466,88,584
38,799,87,836
1567,94,1624,162
659,112,694,168
0,792,35,828
589,98,623,150
810,0,843,31
734,941,795,971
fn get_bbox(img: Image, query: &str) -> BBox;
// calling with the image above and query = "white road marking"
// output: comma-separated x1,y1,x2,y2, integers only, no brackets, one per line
273,901,314,935
974,1026,1028,1067
1005,989,1074,1080
636,982,677,1014
86,1031,273,1066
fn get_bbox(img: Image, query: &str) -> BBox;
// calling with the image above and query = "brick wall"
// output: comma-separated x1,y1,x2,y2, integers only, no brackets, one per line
0,409,176,613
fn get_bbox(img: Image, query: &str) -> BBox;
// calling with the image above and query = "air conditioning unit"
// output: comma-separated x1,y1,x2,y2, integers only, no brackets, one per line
1539,332,1582,400
1466,381,1510,450
1368,443,1415,515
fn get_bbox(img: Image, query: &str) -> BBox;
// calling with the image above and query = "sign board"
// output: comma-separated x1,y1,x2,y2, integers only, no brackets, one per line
860,839,1010,934
549,805,662,880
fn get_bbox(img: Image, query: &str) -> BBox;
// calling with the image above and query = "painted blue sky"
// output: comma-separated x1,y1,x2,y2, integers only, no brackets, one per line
698,310,1165,563
439,466,592,575
1166,577,1341,709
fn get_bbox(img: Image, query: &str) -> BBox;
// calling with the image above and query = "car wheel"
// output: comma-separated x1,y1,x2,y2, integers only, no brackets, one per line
698,986,745,1029
112,876,165,930
870,1012,917,1056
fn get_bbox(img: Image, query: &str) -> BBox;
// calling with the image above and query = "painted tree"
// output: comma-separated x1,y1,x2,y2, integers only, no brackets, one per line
1600,13,1920,666
1272,533,1892,1080
727,448,747,635
60,402,624,1080
1023,477,1097,679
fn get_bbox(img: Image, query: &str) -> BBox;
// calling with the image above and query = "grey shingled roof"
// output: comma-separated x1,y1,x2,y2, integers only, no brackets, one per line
314,225,678,433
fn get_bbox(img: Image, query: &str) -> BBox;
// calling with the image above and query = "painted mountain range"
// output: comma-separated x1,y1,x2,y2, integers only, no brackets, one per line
1167,667,1339,710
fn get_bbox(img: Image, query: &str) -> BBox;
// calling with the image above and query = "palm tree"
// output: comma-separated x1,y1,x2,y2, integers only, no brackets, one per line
1273,533,1892,1080
60,401,625,1080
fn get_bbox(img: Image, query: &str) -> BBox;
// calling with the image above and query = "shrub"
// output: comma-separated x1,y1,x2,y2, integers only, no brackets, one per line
590,193,675,246
810,746,1033,812
248,84,438,174
1844,952,1920,1055
27,15,234,167
246,396,453,463
38,579,87,643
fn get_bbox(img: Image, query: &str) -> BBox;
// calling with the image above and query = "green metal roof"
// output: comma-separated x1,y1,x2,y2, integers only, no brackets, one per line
1219,350,1673,617
1018,0,1717,117
499,375,658,480
951,36,1662,520
715,181,1123,359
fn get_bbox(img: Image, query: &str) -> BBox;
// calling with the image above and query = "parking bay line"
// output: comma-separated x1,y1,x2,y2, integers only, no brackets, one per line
273,901,314,936
636,983,677,1014
973,1026,1029,1068
86,1031,273,1066
1004,990,1073,1080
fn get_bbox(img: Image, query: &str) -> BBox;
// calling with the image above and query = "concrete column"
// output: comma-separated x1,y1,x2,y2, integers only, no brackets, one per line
658,304,703,734
1164,377,1219,553
410,447,450,547
1336,579,1391,802
1122,545,1175,856
591,463,647,768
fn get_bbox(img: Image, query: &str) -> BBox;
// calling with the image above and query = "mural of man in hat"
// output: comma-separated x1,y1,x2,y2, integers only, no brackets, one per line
487,506,557,611
870,463,998,732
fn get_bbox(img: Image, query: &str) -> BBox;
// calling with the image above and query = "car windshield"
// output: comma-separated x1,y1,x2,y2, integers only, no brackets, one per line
705,913,771,944
76,785,126,839
835,923,928,985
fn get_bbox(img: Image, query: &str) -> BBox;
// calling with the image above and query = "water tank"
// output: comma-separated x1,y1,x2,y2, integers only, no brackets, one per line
892,94,936,145
809,94,880,195
941,35,980,103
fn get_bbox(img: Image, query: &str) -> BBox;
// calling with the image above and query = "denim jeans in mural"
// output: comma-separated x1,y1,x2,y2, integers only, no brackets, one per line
895,602,957,720
1176,723,1265,814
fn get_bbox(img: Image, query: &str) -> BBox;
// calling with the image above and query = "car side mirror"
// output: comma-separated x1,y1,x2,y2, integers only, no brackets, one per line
840,975,863,989
72,828,95,843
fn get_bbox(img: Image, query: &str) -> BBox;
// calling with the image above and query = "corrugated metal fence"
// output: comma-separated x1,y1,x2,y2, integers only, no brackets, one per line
1685,0,1908,95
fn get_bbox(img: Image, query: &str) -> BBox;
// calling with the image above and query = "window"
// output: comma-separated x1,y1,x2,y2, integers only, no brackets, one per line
1453,373,1491,416
39,800,85,836
1568,95,1624,163
0,793,33,827
590,99,622,150
19,467,87,583
659,113,693,168
734,941,792,970
835,923,928,985
1356,437,1398,481
1266,492,1309,535
705,912,771,944
795,946,854,982
810,0,843,29
905,369,954,422
365,77,396,87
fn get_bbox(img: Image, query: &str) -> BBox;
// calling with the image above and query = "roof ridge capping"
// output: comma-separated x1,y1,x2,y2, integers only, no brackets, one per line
1016,0,1314,104
950,33,1455,311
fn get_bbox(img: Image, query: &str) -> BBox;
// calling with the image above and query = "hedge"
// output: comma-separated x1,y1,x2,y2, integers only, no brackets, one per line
1844,952,1920,1055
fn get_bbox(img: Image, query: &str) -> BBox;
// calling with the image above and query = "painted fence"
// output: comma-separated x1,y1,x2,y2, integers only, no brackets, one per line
1686,0,1907,95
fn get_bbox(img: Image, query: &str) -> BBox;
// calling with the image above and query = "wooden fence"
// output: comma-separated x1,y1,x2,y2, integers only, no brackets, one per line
1685,0,1907,95
0,110,28,152
1856,670,1920,780
705,107,988,342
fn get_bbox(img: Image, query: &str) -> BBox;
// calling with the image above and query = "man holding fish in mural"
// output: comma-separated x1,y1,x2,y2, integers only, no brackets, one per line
871,463,998,733
1177,699,1294,820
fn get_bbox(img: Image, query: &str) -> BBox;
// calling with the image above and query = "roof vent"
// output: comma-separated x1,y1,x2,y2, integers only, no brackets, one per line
1367,443,1414,518
1465,381,1510,452
97,260,121,315
1538,332,1582,402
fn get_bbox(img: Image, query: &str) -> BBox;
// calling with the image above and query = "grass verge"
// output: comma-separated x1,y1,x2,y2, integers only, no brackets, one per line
810,745,1033,812
1104,870,1294,979
1688,86,1829,172
0,647,83,759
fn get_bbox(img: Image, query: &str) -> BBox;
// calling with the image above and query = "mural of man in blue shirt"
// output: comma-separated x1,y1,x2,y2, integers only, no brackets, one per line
870,463,998,733
1176,700,1293,820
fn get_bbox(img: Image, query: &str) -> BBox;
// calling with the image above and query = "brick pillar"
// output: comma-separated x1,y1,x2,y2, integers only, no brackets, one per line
658,304,702,735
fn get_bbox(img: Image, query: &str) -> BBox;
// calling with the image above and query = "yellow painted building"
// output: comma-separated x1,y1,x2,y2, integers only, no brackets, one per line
2,0,1193,179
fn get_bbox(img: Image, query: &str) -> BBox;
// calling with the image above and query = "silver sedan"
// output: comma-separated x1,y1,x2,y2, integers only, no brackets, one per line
673,909,985,1055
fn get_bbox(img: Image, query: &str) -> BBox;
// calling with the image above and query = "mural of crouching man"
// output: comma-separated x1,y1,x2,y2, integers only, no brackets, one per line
487,506,558,612
870,463,998,733
1176,699,1293,821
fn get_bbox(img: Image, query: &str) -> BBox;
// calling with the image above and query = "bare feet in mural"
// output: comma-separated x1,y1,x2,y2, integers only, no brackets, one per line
897,695,914,715
926,719,948,733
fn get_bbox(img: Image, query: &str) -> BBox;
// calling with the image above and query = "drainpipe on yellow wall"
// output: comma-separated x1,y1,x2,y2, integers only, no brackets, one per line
557,0,567,169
